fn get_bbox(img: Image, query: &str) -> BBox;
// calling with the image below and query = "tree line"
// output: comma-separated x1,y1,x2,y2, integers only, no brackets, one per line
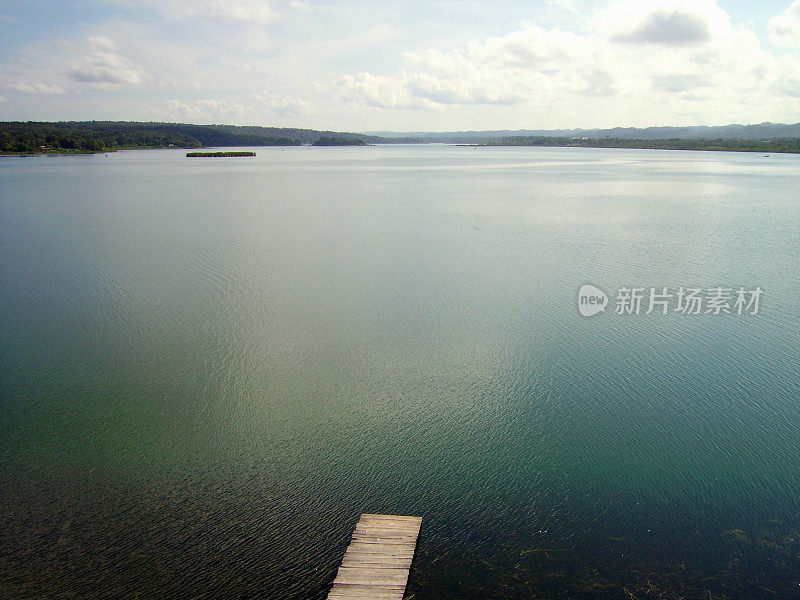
0,121,383,153
484,136,800,153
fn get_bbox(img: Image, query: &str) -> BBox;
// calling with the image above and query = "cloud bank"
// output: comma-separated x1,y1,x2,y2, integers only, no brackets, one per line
335,0,798,128
769,0,800,47
0,0,798,129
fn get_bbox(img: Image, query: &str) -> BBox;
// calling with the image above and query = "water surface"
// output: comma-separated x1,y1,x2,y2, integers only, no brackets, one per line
1,145,799,599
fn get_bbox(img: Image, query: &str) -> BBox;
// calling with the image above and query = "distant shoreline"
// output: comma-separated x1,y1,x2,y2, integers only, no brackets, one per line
4,142,799,156
0,121,383,155
462,137,800,154
4,120,800,155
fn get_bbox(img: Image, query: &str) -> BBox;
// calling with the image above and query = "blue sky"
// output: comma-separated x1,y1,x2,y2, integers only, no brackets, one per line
1,1,800,130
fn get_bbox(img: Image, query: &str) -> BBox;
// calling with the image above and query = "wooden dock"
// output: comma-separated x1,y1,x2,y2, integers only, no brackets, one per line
326,514,422,600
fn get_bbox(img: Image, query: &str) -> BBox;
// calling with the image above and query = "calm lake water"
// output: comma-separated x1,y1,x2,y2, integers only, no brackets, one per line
1,145,799,599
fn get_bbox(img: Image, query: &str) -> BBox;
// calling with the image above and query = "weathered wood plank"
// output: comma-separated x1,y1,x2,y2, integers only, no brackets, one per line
360,514,421,521
340,557,413,567
327,583,406,599
328,587,405,600
342,544,417,553
326,514,421,600
353,529,419,537
333,573,410,586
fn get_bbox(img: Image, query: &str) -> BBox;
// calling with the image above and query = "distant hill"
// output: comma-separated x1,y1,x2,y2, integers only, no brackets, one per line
477,136,800,154
0,121,389,153
4,120,800,154
369,122,800,144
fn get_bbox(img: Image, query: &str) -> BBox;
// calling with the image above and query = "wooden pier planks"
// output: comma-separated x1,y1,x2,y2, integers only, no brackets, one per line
327,514,422,600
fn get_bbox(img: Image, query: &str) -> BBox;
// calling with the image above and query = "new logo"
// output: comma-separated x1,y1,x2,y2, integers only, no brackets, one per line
578,284,608,317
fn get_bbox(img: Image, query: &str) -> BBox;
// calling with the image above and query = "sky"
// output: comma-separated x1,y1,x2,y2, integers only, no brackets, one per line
1,0,800,131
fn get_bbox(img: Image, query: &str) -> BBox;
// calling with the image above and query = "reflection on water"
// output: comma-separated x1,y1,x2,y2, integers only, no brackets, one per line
1,145,799,599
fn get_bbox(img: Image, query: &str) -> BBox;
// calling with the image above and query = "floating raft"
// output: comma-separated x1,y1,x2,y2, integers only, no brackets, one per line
327,514,422,600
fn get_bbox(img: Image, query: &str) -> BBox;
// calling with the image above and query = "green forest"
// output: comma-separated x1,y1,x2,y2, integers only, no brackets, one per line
0,121,380,153
4,121,800,155
311,137,369,146
483,136,800,153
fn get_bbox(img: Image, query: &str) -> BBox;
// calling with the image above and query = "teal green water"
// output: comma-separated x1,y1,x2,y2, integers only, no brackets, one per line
1,146,799,599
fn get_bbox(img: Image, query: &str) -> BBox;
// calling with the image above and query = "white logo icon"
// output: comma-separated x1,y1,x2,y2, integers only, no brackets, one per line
578,284,608,317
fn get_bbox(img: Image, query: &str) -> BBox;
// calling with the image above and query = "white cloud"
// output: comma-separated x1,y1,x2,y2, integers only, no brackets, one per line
7,82,66,95
613,11,709,45
220,60,253,72
769,0,800,47
2,0,799,130
596,0,730,46
774,54,800,97
650,72,710,93
154,92,316,125
66,37,145,87
0,33,147,99
0,95,6,102
289,0,311,14
339,25,614,110
163,98,248,122
254,92,311,115
339,72,420,109
547,0,577,12
144,0,275,25
335,0,800,128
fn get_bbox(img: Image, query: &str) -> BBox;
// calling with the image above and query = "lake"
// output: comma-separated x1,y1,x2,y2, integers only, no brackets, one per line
1,145,799,599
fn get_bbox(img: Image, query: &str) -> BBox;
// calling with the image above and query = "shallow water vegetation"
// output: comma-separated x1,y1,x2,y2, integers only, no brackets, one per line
406,522,800,600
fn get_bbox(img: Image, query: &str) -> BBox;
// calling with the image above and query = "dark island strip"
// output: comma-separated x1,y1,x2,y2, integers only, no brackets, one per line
186,151,256,157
